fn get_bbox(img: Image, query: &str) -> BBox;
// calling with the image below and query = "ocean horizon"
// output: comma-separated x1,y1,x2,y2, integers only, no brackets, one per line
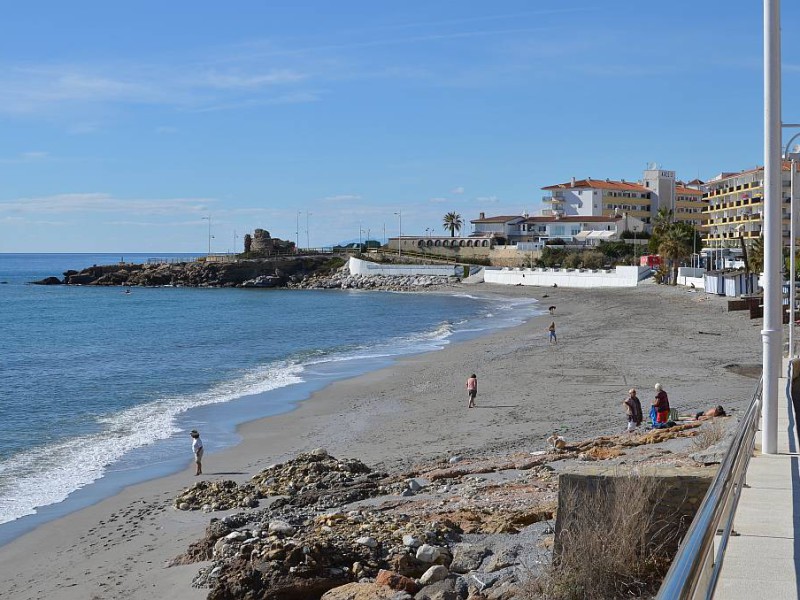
0,253,542,546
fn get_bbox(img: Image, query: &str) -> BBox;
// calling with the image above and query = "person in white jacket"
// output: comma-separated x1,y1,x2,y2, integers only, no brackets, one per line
190,430,204,476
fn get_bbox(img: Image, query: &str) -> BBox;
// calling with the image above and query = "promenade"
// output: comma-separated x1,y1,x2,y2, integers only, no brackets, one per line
715,369,800,599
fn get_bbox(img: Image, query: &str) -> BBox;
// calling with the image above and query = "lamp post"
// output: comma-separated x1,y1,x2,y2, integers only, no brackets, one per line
296,211,301,252
306,211,312,250
762,0,781,454
394,210,402,257
202,215,212,256
784,131,800,358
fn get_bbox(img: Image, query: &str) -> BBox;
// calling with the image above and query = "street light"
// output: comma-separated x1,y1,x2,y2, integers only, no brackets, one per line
296,211,301,252
394,210,402,257
306,211,312,250
202,215,212,256
784,130,800,358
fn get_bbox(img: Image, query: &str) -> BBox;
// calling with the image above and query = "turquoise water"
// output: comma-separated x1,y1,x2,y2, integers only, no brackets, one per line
0,253,539,542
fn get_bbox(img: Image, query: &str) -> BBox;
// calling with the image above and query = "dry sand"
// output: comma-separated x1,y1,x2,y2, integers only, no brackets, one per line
0,282,763,599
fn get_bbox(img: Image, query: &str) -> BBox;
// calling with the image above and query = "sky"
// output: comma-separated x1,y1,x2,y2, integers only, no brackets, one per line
1,0,799,253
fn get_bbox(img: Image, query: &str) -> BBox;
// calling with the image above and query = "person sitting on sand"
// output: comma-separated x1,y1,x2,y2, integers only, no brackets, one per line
466,373,477,409
190,429,204,476
547,432,566,451
623,388,643,432
653,383,670,424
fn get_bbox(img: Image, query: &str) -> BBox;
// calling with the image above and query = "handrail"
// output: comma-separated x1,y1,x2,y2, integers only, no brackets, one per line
656,376,763,600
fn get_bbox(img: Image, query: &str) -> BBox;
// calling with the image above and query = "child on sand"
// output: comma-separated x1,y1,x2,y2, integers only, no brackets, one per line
548,322,557,344
190,429,204,476
466,374,477,408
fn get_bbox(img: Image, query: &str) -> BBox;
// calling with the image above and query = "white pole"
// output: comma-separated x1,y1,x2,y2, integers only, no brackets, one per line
306,212,311,250
395,211,402,257
791,159,796,358
762,0,781,455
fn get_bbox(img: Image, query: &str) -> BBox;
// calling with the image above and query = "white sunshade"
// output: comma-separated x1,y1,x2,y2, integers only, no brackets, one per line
572,231,592,241
587,230,615,240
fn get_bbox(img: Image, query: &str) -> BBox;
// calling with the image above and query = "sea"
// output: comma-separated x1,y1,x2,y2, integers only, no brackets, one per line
0,253,541,545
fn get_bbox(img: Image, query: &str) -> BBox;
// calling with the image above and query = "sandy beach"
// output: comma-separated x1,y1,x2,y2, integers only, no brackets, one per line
0,282,763,599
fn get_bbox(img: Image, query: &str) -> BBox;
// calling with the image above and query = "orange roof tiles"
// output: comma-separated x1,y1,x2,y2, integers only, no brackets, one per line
542,178,649,193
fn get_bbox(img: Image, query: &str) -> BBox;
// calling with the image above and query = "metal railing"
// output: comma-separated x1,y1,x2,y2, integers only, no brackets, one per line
656,376,763,600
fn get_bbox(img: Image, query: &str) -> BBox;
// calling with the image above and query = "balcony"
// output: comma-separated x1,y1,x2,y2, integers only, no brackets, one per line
542,195,565,204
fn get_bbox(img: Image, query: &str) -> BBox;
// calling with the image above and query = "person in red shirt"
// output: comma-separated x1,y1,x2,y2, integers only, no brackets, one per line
653,383,670,424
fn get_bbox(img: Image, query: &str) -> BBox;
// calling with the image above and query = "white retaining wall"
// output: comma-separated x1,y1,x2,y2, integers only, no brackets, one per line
483,265,649,288
348,257,461,277
676,267,705,288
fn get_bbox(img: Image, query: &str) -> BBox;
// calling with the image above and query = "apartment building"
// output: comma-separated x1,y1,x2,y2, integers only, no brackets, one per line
702,162,798,248
540,166,707,229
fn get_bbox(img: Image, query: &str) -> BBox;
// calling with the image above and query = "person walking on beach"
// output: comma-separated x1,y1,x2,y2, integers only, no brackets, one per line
653,383,670,424
190,429,203,476
466,373,478,408
548,322,557,344
623,388,643,432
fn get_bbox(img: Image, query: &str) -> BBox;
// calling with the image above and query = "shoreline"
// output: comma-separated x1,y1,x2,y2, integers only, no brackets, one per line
0,284,537,545
0,283,764,599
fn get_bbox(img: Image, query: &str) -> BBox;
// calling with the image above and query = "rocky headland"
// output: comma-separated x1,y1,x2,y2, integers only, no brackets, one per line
32,257,458,291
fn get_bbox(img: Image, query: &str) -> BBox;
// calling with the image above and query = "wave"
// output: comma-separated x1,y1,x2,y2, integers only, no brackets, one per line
0,361,303,525
0,292,542,526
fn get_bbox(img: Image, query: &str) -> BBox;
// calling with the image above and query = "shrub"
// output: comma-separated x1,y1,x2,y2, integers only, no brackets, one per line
691,420,726,452
528,472,677,600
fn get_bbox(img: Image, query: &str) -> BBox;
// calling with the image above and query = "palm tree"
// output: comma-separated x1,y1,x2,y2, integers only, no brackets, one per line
652,208,675,236
658,224,693,285
749,235,765,273
442,212,463,237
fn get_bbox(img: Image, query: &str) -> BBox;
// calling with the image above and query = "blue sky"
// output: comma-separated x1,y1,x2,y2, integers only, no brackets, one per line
1,0,799,252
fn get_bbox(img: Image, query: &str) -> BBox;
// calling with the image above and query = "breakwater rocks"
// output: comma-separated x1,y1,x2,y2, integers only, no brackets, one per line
32,257,336,288
289,272,456,291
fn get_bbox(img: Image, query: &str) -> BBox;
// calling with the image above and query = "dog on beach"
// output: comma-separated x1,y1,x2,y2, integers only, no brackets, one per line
547,432,566,451
548,305,556,315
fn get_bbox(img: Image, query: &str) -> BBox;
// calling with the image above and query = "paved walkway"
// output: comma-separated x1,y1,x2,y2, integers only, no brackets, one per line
715,371,800,599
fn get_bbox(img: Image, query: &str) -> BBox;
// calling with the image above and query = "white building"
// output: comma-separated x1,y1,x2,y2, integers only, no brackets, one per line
470,213,644,246
540,166,707,228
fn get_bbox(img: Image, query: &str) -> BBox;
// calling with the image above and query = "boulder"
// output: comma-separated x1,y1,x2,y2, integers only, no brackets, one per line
321,582,408,600
484,545,520,572
419,565,449,585
416,544,443,563
449,543,490,573
376,569,419,594
414,577,457,600
390,552,429,578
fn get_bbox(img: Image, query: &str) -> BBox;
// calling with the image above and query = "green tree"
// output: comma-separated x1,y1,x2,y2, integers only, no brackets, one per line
658,224,693,285
749,235,765,273
442,212,463,237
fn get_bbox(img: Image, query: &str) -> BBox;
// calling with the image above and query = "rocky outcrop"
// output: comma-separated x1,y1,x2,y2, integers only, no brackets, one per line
171,425,718,600
34,256,335,288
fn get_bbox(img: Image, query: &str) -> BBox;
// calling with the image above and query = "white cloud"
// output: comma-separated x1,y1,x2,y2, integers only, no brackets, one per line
450,186,464,194
323,194,363,203
155,125,177,134
0,193,213,215
475,195,499,204
0,151,49,164
201,69,306,89
429,197,448,203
